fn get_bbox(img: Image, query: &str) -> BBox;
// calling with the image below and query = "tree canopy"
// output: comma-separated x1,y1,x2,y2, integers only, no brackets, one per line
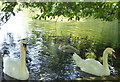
0,2,120,26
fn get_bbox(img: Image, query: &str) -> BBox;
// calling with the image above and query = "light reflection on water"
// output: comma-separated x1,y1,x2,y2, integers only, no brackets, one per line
1,12,117,81
0,11,30,43
2,37,83,81
0,11,83,81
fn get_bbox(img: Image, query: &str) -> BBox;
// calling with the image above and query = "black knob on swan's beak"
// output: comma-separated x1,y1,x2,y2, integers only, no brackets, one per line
23,43,27,47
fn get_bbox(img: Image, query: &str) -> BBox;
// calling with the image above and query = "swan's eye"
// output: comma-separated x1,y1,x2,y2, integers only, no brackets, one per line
112,51,115,54
23,43,27,47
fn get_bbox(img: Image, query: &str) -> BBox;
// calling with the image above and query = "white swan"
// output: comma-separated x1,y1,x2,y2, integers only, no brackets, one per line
3,40,29,80
73,48,116,76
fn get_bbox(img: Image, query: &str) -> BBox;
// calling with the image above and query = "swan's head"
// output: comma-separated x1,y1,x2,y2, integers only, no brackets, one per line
104,48,116,58
21,40,27,46
20,40,27,52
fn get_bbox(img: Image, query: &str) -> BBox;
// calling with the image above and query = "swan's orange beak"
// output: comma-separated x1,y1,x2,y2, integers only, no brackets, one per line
24,47,27,53
23,43,27,52
112,52,116,59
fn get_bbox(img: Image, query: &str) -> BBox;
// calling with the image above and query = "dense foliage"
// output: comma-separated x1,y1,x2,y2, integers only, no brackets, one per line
0,2,120,25
0,2,17,26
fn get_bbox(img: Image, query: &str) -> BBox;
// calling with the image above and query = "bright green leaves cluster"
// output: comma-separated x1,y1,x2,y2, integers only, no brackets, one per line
1,2,17,12
0,2,120,26
0,2,17,26
92,2,119,21
25,2,119,21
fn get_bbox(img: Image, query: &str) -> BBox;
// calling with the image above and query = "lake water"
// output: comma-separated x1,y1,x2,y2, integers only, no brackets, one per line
0,11,118,81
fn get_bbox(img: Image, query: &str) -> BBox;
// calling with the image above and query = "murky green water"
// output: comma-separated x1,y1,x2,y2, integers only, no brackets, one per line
29,16,118,45
1,12,119,81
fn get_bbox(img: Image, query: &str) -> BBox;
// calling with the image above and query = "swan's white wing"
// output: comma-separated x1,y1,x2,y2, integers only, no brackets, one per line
85,59,103,68
80,59,104,76
3,57,21,78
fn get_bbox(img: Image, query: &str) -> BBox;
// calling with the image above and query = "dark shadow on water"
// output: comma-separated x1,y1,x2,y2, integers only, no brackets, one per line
0,32,118,81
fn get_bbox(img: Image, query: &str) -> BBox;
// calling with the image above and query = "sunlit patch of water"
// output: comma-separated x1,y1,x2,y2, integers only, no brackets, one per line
0,12,29,43
0,12,117,81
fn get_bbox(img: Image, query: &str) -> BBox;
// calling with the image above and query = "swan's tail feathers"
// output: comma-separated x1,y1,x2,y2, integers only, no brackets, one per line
73,52,83,66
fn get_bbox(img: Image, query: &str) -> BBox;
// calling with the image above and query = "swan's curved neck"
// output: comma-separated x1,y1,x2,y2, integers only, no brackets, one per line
103,51,109,69
20,44,26,72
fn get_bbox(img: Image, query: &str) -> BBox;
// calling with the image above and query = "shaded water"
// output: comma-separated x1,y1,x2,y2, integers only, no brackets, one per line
0,12,117,81
1,32,117,81
1,33,90,81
